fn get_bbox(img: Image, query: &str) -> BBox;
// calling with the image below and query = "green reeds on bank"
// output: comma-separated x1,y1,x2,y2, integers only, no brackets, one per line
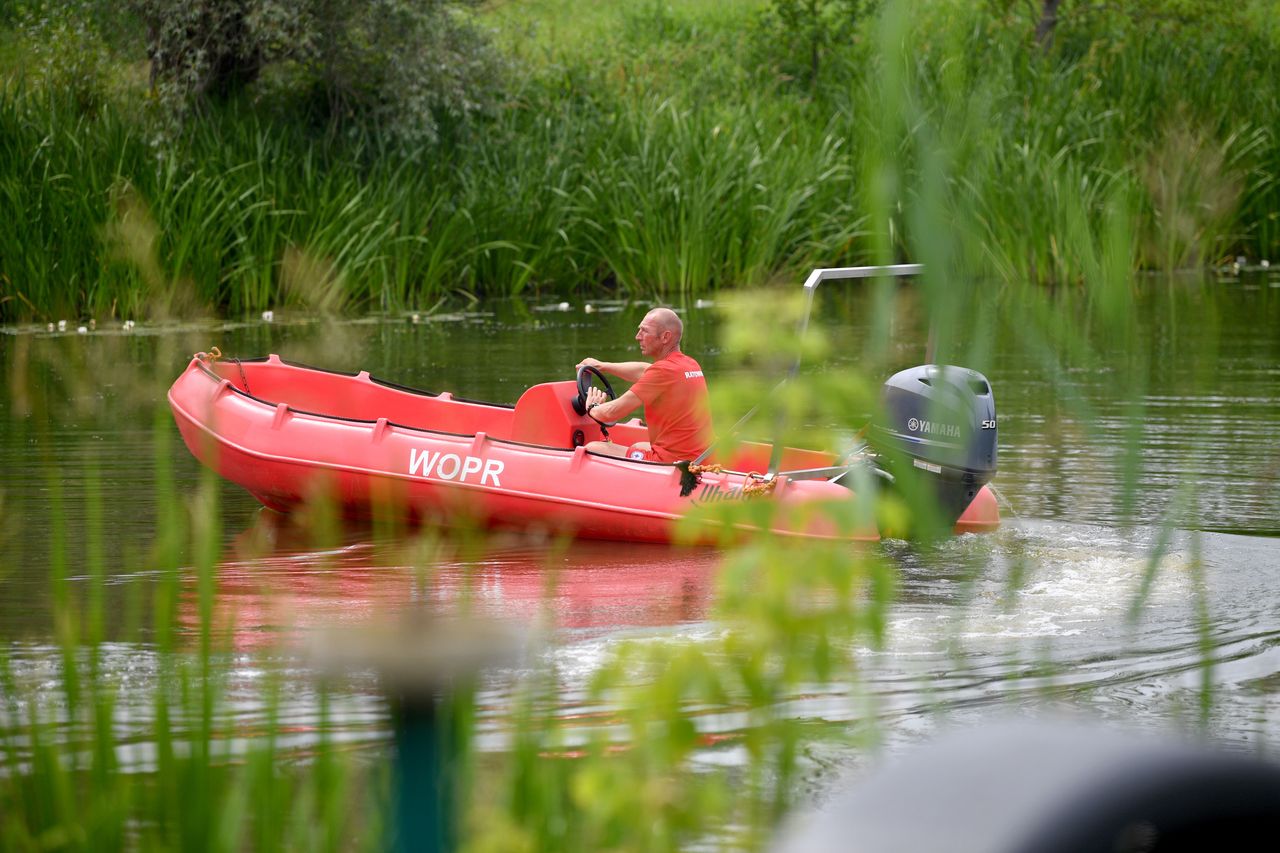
0,84,862,319
571,99,866,294
3,1,1279,322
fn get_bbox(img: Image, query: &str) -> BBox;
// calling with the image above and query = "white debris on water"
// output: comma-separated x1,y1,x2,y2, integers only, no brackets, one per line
261,310,274,322
532,301,575,313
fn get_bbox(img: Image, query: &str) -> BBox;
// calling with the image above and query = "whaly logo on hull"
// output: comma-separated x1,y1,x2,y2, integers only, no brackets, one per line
689,482,747,506
409,449,504,487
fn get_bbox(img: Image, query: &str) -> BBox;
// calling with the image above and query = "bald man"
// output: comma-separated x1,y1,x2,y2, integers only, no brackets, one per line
576,307,713,462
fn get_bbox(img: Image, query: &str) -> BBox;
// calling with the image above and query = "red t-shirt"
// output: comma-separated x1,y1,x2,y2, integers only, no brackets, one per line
628,351,713,463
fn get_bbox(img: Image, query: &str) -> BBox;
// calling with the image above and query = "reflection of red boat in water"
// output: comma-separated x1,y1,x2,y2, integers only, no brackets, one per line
188,513,720,649
168,350,999,543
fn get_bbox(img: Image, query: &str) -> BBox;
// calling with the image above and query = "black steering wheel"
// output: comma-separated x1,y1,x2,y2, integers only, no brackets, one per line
572,365,617,417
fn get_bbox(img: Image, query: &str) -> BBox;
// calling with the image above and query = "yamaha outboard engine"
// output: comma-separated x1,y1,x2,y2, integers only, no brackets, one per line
868,365,997,526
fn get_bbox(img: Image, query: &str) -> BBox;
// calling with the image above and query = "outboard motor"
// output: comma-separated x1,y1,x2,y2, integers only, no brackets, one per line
868,364,997,526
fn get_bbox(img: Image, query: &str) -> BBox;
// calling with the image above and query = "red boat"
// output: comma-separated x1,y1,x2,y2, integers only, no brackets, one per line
168,351,999,544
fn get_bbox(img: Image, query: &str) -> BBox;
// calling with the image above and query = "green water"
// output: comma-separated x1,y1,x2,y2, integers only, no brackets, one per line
1,276,1279,779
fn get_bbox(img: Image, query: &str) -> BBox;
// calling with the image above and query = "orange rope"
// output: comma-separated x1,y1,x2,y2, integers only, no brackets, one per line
194,346,222,362
688,463,723,476
741,472,777,498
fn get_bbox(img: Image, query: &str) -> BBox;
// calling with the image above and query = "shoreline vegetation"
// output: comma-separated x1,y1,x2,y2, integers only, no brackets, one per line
0,0,1276,323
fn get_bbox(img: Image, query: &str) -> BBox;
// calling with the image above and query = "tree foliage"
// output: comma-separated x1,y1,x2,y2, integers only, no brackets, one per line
755,0,879,86
127,0,505,147
9,0,114,110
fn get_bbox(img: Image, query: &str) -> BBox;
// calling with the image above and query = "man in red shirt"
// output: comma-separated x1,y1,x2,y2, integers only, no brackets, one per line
577,307,713,463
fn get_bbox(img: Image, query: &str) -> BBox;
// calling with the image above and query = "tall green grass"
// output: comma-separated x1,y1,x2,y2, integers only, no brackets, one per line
2,0,1277,321
0,85,869,318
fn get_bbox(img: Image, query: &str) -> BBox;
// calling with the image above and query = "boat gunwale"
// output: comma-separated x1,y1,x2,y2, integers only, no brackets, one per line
183,358,877,482
182,357,700,472
218,354,517,409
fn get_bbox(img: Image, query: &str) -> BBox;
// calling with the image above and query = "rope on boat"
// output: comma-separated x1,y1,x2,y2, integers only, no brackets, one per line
232,357,250,395
675,461,726,497
192,346,250,394
585,405,610,440
741,473,777,498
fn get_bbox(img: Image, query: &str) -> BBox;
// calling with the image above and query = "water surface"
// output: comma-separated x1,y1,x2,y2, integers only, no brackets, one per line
2,276,1278,801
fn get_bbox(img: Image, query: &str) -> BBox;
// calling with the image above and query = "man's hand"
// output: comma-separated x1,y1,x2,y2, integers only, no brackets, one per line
584,387,642,427
584,386,613,431
576,357,604,372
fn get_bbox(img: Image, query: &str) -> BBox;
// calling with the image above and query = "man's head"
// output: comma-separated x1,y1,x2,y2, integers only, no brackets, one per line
636,307,683,359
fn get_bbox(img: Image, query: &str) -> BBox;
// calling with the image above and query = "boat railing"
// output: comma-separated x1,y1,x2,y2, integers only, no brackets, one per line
795,263,923,348
761,264,924,475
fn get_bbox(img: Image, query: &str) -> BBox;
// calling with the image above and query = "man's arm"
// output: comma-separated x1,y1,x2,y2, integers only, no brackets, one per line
585,388,642,424
576,357,649,383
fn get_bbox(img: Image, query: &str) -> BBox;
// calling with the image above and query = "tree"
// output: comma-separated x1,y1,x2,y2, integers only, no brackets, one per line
1035,0,1063,47
759,0,879,86
136,0,264,99
128,0,504,147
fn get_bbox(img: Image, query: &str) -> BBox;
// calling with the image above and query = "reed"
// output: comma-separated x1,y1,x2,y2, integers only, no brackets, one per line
3,1,1278,322
4,401,891,851
0,414,386,852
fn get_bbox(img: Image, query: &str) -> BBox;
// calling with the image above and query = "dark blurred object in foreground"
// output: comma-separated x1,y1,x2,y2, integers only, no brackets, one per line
311,615,528,853
774,720,1280,853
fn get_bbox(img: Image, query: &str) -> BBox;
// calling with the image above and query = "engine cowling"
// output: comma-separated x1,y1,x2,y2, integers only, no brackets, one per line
869,364,997,526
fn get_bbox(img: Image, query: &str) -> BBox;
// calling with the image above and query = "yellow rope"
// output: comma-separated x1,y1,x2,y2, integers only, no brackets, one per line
195,346,222,362
741,472,777,498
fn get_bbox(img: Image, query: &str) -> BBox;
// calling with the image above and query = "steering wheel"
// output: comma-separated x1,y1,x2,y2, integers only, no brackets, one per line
572,365,617,417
